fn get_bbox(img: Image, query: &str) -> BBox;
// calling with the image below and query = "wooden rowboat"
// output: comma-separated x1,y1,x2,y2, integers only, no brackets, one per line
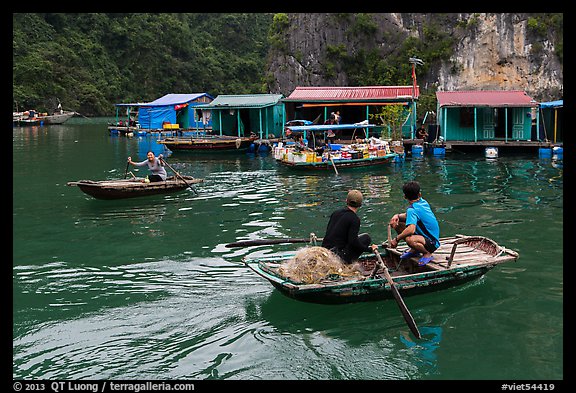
243,234,519,304
67,175,203,200
41,110,76,124
157,135,256,151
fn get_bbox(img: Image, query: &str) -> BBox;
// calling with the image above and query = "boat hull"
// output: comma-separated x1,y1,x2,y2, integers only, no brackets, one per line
67,176,203,200
158,137,255,151
42,111,75,124
266,265,492,304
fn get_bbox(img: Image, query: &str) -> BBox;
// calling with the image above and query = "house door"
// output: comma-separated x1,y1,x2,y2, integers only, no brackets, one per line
482,108,495,139
512,108,525,140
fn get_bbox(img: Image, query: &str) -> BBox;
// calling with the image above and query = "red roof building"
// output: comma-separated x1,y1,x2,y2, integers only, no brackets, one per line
436,90,537,108
285,86,419,103
435,90,541,144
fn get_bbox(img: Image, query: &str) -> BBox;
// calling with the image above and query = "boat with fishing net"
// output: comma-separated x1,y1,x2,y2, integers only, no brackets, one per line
240,234,519,304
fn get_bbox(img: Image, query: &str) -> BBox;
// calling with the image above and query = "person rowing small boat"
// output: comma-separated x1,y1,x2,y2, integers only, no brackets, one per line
127,151,167,182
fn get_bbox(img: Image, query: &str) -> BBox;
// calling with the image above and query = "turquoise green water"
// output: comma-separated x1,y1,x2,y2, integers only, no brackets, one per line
13,119,563,380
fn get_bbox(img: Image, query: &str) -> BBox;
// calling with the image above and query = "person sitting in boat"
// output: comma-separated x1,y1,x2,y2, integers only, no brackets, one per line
321,190,378,264
127,151,167,182
294,134,311,152
324,118,336,144
388,181,440,266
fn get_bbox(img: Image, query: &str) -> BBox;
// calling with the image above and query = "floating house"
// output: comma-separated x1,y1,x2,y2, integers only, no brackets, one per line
435,90,548,150
112,93,214,133
196,94,284,139
281,86,419,140
538,100,563,144
136,93,214,130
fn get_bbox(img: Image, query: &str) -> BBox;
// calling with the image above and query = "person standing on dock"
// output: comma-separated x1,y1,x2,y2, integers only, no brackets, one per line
322,190,378,264
388,181,440,266
127,151,167,182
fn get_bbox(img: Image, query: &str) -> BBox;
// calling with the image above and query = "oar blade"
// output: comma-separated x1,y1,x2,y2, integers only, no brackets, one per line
373,249,421,339
391,285,422,339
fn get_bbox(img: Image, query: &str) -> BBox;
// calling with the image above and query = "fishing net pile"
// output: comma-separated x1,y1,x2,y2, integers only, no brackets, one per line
278,246,364,284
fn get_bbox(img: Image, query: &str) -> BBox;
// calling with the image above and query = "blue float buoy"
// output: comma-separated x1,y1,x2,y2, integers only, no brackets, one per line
552,146,563,159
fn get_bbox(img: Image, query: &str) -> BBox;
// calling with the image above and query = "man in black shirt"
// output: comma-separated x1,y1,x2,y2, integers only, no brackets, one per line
321,189,377,264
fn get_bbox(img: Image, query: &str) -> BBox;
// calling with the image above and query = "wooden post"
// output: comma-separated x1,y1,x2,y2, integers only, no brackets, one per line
505,108,508,143
554,108,558,143
259,108,263,140
474,107,477,142
218,111,223,136
444,107,448,141
237,110,241,137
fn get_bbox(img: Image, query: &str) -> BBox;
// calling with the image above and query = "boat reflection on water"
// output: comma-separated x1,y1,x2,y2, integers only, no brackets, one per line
400,326,443,374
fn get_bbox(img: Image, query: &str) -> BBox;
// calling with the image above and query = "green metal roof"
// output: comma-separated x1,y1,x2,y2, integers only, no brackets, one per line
196,94,283,109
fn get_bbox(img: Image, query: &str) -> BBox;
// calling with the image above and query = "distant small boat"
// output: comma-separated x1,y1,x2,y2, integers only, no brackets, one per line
13,109,75,126
67,175,203,200
158,135,257,151
41,110,76,125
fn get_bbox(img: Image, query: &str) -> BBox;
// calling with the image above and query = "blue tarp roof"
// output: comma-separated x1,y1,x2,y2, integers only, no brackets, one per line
539,100,563,108
143,93,213,106
116,93,213,107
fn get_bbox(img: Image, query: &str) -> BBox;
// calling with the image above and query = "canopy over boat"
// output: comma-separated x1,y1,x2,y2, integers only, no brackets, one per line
285,123,378,132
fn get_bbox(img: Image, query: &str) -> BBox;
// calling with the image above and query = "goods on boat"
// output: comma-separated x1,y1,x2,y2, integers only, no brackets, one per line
242,234,519,304
67,175,203,200
274,136,399,170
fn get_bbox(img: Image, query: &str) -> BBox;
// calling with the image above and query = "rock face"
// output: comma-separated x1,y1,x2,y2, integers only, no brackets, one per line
267,13,563,101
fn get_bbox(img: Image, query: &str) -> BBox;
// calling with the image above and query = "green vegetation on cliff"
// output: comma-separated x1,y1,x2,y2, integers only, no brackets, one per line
13,13,273,115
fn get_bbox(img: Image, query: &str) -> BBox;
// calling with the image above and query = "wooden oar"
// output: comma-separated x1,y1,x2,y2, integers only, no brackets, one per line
329,154,339,175
159,157,198,195
123,161,130,179
372,247,422,339
226,237,323,248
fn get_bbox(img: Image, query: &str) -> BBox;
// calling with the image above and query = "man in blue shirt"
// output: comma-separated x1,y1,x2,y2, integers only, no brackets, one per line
388,181,440,266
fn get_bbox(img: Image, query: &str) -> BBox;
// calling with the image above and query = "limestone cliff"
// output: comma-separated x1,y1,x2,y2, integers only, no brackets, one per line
266,13,563,101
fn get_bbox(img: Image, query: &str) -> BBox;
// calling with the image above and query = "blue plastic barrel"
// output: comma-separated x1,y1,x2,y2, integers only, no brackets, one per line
432,147,445,156
411,145,424,156
538,148,552,158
